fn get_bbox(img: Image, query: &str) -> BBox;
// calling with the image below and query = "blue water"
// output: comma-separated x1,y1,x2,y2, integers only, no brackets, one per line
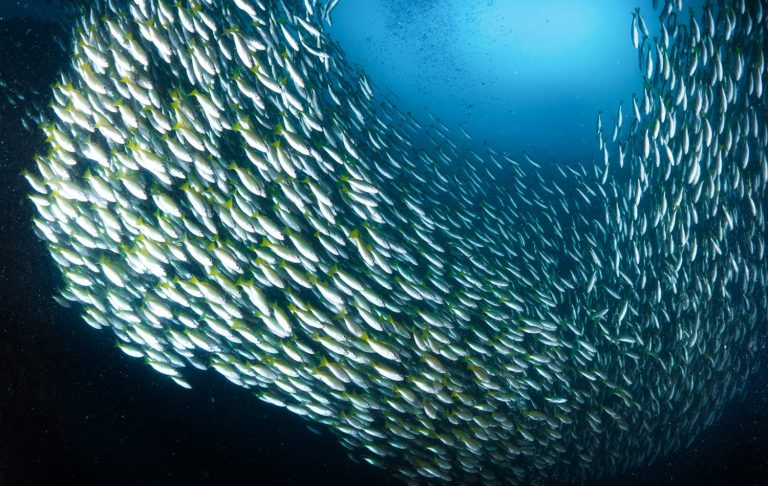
330,0,705,163
0,0,63,21
2,1,767,485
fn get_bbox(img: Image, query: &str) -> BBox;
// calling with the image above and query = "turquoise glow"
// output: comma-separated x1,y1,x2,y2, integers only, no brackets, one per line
330,0,703,163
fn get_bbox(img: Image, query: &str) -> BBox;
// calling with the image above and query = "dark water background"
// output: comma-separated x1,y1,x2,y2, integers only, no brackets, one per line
1,2,768,485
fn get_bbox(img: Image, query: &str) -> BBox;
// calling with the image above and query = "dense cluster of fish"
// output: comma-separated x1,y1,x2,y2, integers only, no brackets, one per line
23,0,767,483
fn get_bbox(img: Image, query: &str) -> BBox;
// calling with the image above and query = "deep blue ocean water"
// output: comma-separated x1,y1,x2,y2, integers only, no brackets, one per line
1,1,767,485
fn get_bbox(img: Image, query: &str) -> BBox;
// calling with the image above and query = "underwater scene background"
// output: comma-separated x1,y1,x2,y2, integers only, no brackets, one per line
2,0,768,484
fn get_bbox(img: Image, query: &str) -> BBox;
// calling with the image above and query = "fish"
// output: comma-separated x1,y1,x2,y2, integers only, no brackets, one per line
19,0,768,484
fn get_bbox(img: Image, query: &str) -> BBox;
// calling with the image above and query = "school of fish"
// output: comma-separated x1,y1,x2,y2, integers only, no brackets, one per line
22,0,768,483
